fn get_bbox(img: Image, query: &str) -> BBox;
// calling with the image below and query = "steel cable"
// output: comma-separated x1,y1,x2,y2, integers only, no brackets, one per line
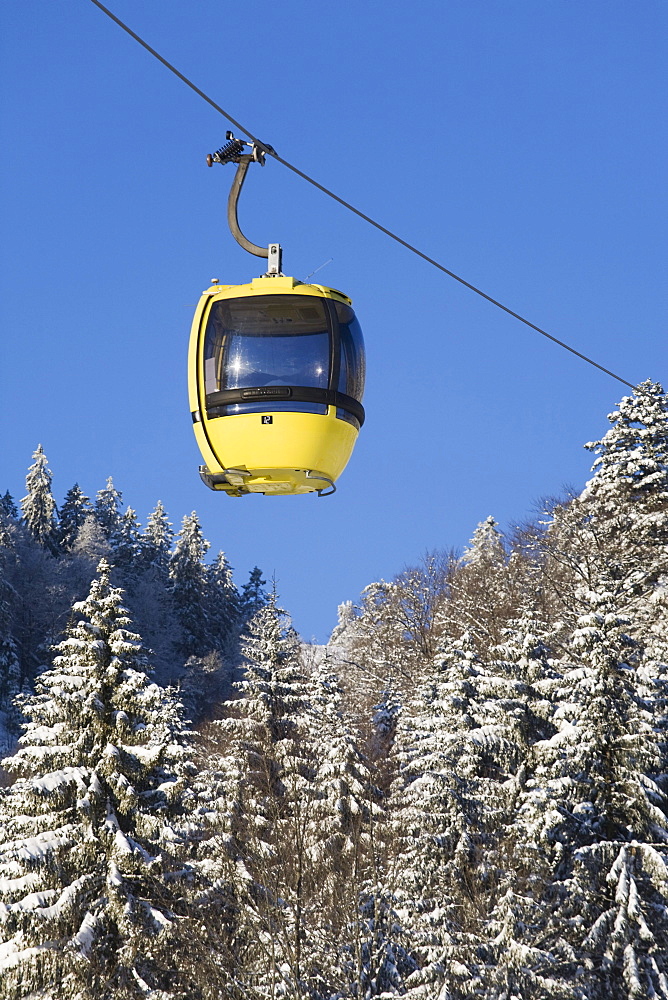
87,0,639,392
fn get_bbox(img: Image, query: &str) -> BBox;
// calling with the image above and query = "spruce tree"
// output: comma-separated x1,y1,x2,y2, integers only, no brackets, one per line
474,885,582,1000
304,659,388,993
94,477,123,542
205,550,240,653
0,560,201,998
445,516,523,649
583,380,668,515
542,381,668,643
207,596,319,995
388,634,491,991
58,484,92,551
239,566,267,620
0,548,21,746
71,512,111,563
113,507,142,576
328,599,359,655
142,501,173,575
461,515,506,569
514,583,668,997
338,581,411,730
20,445,58,553
169,512,210,658
0,491,19,520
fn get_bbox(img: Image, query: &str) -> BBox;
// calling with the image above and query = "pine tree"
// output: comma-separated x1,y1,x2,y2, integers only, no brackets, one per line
0,492,19,520
0,631,20,705
513,583,668,997
541,381,668,644
58,483,92,551
337,581,411,732
169,512,210,658
0,543,21,747
94,477,123,542
370,681,402,764
580,843,668,999
474,884,582,1000
304,660,384,988
205,550,241,653
445,516,525,649
329,599,359,656
20,445,58,553
492,608,560,748
71,512,112,563
0,560,202,998
207,596,320,995
461,515,506,569
239,566,267,620
0,568,21,718
583,380,668,514
388,635,486,991
113,507,142,575
142,501,173,575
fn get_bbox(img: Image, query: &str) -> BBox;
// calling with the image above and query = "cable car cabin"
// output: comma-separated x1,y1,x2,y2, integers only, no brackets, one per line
188,275,365,496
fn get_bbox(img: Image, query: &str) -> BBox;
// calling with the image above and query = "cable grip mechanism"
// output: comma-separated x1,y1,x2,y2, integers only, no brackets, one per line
207,131,282,276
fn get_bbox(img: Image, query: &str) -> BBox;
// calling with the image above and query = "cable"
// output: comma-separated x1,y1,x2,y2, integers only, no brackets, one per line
87,0,638,392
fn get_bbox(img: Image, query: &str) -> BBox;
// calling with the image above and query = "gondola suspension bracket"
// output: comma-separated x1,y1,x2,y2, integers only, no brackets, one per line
207,131,283,276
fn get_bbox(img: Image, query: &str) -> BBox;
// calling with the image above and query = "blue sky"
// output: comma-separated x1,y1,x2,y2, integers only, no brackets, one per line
1,1,666,641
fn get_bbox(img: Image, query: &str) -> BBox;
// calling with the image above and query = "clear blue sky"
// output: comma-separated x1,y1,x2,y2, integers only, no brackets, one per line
1,1,666,641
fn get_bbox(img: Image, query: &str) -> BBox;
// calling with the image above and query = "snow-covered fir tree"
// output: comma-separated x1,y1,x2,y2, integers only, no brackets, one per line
169,512,210,658
445,516,526,649
329,599,360,657
205,595,323,996
70,512,112,565
387,632,509,996
142,501,173,575
513,583,668,997
461,515,506,569
0,533,21,744
94,477,123,542
543,381,668,645
20,445,58,553
205,550,240,653
113,507,143,576
304,658,398,994
58,484,92,551
583,380,668,521
0,560,203,999
0,492,19,521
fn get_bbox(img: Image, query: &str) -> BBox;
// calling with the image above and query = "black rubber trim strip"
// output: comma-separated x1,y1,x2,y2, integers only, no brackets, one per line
205,386,365,426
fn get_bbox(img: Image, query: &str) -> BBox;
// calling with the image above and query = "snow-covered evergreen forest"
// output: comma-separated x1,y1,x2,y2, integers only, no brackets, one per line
1,380,668,999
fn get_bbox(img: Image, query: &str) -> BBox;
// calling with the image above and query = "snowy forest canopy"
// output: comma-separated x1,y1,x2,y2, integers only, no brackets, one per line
1,380,668,999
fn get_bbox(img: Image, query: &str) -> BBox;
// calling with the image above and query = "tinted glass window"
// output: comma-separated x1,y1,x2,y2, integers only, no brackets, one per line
335,302,365,403
204,295,331,393
209,401,327,417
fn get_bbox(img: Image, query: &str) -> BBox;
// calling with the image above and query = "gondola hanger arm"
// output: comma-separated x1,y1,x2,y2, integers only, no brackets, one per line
208,132,283,275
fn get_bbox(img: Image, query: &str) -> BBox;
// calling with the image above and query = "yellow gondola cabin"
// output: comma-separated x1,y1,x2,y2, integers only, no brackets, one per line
188,274,365,496
189,133,366,496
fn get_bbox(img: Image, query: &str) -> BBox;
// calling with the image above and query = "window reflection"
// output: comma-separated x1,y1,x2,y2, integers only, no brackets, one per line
202,292,365,422
336,302,366,404
204,295,331,392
